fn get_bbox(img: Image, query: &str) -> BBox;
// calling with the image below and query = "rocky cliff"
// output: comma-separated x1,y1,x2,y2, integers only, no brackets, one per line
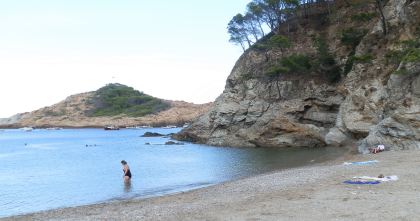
1,87,211,128
175,0,420,153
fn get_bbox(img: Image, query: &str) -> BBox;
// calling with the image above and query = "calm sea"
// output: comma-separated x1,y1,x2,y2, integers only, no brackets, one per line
0,128,345,217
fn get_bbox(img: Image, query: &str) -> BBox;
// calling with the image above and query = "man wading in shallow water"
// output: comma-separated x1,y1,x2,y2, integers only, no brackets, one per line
121,160,132,182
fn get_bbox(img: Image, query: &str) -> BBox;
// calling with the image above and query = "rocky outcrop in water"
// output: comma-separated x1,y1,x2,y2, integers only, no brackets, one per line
141,132,165,137
175,0,420,152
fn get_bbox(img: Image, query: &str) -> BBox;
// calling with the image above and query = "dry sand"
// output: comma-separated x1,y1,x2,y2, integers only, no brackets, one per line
4,150,420,221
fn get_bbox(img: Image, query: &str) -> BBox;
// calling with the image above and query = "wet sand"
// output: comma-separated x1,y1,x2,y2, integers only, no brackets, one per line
4,149,420,221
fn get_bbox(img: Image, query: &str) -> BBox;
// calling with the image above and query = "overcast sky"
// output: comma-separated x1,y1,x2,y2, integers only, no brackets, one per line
0,0,249,118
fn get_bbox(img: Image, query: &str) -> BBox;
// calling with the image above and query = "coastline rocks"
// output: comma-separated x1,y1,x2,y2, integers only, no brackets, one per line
0,113,23,125
175,50,344,148
325,128,348,146
176,0,420,152
144,141,185,145
165,141,184,145
359,116,420,153
141,132,165,137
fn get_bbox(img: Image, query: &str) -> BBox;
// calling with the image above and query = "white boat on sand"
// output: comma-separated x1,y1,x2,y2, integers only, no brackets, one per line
20,127,34,132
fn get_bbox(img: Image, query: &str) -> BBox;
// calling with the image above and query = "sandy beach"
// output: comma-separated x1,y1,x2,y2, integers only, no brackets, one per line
4,149,420,221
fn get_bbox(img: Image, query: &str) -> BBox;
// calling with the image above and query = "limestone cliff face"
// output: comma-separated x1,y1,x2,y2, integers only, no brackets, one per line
175,0,420,152
1,92,211,128
346,0,420,152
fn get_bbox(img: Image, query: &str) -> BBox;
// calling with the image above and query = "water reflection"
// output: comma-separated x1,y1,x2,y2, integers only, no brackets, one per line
124,181,132,193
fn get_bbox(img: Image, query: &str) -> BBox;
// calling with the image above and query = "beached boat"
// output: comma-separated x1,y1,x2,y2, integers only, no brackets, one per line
20,127,34,132
46,127,62,130
138,125,151,128
126,125,151,129
104,126,120,130
162,125,177,129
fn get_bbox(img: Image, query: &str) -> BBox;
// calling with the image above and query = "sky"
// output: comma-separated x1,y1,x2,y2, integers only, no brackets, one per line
0,0,250,118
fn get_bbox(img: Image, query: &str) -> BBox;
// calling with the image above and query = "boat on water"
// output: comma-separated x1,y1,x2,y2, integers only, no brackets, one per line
104,126,120,130
20,127,34,132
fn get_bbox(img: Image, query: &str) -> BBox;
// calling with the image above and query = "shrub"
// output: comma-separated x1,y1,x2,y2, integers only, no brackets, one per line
351,13,376,22
252,43,269,51
340,28,368,48
264,54,311,78
314,36,338,66
250,34,290,52
402,48,420,62
268,35,291,49
326,66,342,83
401,39,420,48
385,50,405,65
393,68,409,75
387,39,420,75
90,83,170,117
386,39,420,68
344,50,356,74
352,54,374,63
265,65,289,78
280,54,312,74
314,35,342,82
250,33,274,51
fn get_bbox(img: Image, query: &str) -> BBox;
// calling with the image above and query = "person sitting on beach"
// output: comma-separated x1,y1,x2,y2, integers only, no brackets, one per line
121,160,132,182
370,144,385,154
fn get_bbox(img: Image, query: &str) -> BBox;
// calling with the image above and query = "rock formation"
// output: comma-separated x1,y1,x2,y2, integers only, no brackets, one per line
175,0,420,153
1,89,211,128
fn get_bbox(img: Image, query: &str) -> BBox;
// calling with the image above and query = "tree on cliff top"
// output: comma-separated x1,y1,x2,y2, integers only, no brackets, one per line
228,0,388,50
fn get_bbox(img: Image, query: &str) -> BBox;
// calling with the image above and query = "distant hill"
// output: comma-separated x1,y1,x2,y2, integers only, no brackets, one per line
88,83,170,117
1,84,212,128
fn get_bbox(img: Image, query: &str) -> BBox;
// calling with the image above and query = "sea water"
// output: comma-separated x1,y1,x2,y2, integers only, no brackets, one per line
0,128,345,217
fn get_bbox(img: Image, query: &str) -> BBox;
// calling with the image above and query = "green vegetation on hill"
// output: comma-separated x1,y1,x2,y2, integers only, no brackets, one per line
89,83,170,117
386,38,420,75
227,0,386,51
262,34,341,83
228,0,392,84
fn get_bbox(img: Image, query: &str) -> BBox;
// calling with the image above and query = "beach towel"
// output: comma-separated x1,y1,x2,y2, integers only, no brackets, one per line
343,180,381,185
353,175,398,182
343,160,379,166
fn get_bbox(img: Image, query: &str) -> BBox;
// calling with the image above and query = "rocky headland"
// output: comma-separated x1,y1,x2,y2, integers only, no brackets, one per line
0,84,211,128
175,0,420,153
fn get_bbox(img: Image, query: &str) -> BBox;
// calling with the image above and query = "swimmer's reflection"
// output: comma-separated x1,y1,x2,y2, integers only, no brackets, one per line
124,180,132,193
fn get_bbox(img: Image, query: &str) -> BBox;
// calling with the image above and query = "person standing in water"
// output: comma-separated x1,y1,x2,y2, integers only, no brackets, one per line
121,160,132,182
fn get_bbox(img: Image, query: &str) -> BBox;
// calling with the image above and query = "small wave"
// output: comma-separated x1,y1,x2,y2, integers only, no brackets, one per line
108,182,214,201
25,143,64,150
0,151,27,159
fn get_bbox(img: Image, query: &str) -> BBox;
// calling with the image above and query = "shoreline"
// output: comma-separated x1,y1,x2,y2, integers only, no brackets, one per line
0,126,184,129
1,146,352,219
6,149,420,220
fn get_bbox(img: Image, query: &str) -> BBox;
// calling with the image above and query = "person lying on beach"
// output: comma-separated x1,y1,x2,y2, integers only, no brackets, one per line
121,160,132,182
370,144,385,154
